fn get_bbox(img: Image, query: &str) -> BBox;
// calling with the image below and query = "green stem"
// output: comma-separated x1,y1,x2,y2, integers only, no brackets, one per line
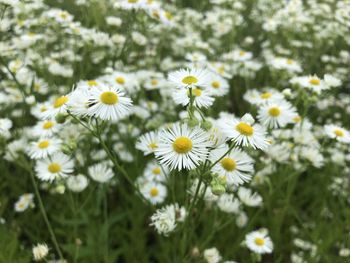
29,168,64,260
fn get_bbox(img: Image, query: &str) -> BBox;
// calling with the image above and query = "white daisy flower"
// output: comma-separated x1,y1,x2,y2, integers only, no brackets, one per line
35,153,74,182
141,182,167,205
67,88,90,117
245,230,273,254
85,84,133,121
168,67,210,89
203,247,222,263
219,114,269,150
27,138,61,159
210,146,254,186
0,118,12,138
33,119,61,138
290,75,328,93
217,193,241,214
324,74,341,87
67,174,89,192
136,131,159,155
76,79,104,90
103,72,139,93
244,89,284,105
32,243,49,261
150,204,177,236
238,187,263,207
172,87,214,108
324,124,350,143
116,0,145,10
269,57,302,73
143,161,168,183
88,162,114,183
224,49,253,61
155,123,210,170
258,100,297,128
14,193,35,212
207,73,229,97
41,95,69,119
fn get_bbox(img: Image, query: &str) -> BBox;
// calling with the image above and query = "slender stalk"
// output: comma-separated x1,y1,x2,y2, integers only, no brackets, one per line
29,169,64,260
103,185,109,263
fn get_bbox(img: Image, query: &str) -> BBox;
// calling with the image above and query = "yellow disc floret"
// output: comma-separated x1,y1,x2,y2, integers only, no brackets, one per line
115,77,125,85
48,163,61,173
260,92,272,99
182,75,198,85
87,80,97,86
172,136,193,154
334,129,344,137
268,107,281,117
149,187,159,197
53,96,68,108
309,78,320,85
100,91,119,105
43,121,54,129
236,122,254,136
254,237,265,246
221,157,236,171
38,140,50,149
152,167,161,175
212,81,220,89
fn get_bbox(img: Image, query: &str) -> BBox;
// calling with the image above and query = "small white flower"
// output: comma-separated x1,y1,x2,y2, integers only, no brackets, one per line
324,124,350,143
203,247,222,263
136,131,160,155
219,114,269,150
67,174,89,192
141,182,167,205
155,123,210,170
245,230,273,254
238,187,262,207
35,153,74,182
32,243,49,261
168,67,211,89
88,163,114,183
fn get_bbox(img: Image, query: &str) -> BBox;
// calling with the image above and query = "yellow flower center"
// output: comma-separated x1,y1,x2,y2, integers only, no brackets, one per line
149,142,158,150
211,81,220,89
152,10,160,18
38,140,50,149
334,129,344,137
149,187,159,197
53,96,68,108
40,106,48,112
221,157,236,171
293,116,301,123
236,122,254,136
48,163,61,173
42,121,54,129
34,83,40,91
239,51,246,56
309,78,320,85
87,80,97,86
152,167,161,175
172,136,193,154
151,79,158,86
189,88,202,97
100,91,119,105
268,107,281,117
260,92,272,99
182,75,198,85
286,59,294,65
115,76,125,85
59,12,68,19
165,12,173,20
254,237,265,246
